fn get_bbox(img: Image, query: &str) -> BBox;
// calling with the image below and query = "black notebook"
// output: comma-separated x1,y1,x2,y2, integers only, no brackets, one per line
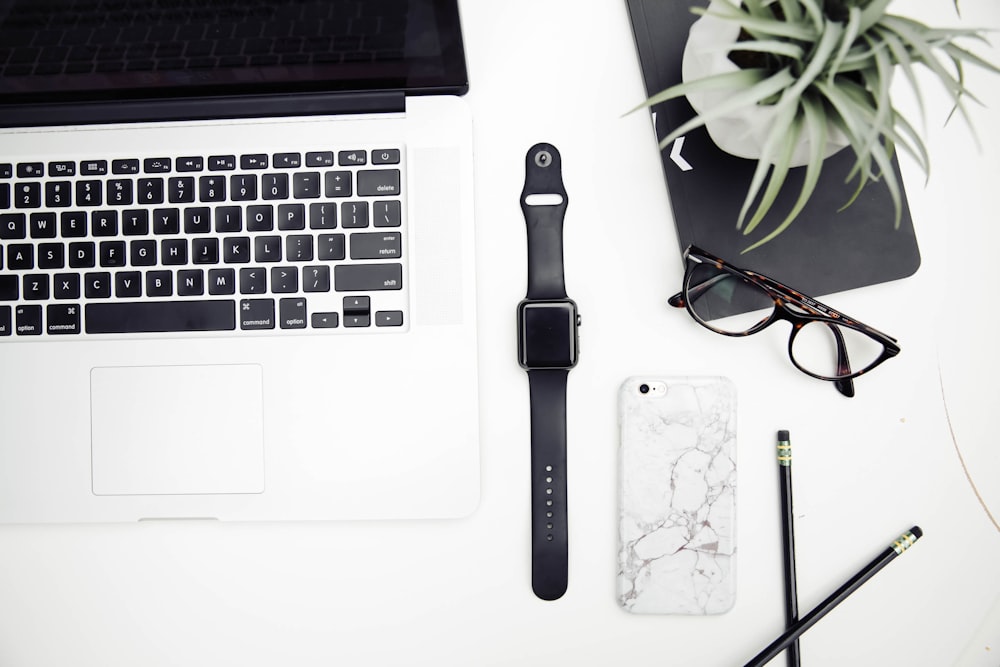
625,0,920,317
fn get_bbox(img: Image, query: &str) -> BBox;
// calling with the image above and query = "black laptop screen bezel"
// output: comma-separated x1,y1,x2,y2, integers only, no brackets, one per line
0,0,469,113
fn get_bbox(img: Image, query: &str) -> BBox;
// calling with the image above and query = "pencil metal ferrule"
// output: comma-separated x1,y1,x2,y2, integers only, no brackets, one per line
891,529,920,555
776,439,791,467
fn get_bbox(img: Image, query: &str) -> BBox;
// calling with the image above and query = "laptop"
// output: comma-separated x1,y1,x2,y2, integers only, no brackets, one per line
0,0,480,523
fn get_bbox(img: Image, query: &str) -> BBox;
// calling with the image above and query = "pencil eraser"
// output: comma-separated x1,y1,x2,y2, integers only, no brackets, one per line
777,430,790,441
911,526,923,539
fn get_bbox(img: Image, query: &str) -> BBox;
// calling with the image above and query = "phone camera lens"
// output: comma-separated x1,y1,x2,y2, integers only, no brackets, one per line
639,384,650,395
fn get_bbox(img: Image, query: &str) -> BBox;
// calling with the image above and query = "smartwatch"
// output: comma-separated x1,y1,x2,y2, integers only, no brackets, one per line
516,143,580,601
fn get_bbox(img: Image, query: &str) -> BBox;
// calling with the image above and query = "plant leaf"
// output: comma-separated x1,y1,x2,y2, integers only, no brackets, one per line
736,101,799,231
743,94,829,252
628,67,770,114
857,0,893,34
699,1,817,42
725,39,806,60
827,7,862,84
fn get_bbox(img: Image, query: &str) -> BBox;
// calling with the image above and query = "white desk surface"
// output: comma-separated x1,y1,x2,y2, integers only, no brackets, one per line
2,2,1000,666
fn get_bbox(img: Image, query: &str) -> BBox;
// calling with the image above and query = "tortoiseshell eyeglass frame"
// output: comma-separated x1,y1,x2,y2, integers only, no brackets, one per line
667,245,901,398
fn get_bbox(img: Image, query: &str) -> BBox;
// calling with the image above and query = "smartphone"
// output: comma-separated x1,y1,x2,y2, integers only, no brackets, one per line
617,376,737,614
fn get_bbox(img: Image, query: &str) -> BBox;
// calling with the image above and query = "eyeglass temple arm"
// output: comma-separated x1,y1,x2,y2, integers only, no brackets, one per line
830,323,855,398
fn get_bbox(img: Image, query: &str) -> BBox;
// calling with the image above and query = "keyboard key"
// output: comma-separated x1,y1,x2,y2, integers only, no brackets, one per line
114,271,142,298
240,154,268,170
7,244,33,269
277,203,305,230
199,176,226,202
239,298,274,330
247,205,273,232
341,201,368,228
374,200,402,227
338,150,366,166
376,310,404,327
138,178,165,204
273,153,301,169
112,159,140,175
309,202,337,229
153,208,180,234
53,273,81,300
231,174,257,201
14,182,41,208
22,274,49,300
184,207,211,234
302,265,330,292
208,155,236,171
1,213,26,239
372,149,401,165
29,212,57,238
15,305,42,335
317,234,346,260
37,243,64,269
208,268,236,295
271,267,298,293
161,239,188,265
80,160,108,176
0,183,8,209
350,232,401,260
143,158,171,173
324,171,351,197
84,272,112,299
311,312,338,328
292,172,320,199
146,271,173,297
46,303,81,335
0,305,10,335
334,263,402,291
286,235,313,261
60,211,87,237
176,157,204,172
48,161,76,177
86,300,236,334
177,269,204,296
224,237,250,263
76,180,102,206
122,210,150,235
0,276,18,301
130,239,157,266
306,151,334,167
0,164,12,179
107,179,133,205
168,177,196,203
357,169,400,196
92,210,118,236
239,267,266,294
279,297,307,329
192,238,220,264
16,162,44,178
45,181,72,207
254,236,282,262
262,173,289,200
68,242,96,268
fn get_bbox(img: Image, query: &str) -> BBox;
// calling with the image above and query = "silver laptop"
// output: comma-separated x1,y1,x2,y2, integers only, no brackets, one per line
0,0,480,522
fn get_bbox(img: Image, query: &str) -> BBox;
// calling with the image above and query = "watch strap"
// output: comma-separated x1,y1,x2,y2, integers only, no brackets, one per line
521,143,568,300
528,368,569,600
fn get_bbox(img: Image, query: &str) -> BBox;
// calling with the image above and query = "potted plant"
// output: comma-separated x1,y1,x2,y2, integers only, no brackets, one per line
638,0,999,251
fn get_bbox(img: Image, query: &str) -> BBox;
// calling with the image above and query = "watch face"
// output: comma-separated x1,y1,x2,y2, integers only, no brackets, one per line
518,300,579,369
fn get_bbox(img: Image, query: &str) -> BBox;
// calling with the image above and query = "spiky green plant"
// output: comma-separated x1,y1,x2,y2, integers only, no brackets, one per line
639,0,999,252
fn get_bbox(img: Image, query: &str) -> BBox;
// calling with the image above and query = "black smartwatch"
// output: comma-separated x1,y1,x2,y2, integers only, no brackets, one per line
516,143,580,601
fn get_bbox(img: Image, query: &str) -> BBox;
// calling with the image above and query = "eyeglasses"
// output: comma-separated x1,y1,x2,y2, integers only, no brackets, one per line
668,246,900,397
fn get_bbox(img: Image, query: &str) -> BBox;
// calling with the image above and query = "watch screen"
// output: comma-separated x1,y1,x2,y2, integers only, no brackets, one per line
521,302,576,368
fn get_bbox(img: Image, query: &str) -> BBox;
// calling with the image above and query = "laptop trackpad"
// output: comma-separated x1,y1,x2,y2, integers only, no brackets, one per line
90,364,265,496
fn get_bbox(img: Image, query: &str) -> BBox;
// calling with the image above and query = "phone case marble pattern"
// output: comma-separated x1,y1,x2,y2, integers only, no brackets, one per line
617,376,737,614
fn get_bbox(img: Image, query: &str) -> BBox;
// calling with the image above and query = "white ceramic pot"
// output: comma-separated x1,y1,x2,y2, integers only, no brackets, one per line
681,0,850,166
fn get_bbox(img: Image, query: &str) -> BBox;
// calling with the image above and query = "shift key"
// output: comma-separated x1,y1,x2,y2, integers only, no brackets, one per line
335,263,402,291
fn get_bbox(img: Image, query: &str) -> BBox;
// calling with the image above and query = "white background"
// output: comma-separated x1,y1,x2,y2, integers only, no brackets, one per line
2,1,999,665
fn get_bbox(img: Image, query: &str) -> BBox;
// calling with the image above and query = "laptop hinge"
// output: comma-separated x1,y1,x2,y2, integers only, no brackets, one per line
0,91,406,128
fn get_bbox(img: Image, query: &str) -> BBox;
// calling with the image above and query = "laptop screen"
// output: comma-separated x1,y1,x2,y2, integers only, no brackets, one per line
0,0,468,107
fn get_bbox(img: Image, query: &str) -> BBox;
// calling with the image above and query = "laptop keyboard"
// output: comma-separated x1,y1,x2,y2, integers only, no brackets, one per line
0,147,408,338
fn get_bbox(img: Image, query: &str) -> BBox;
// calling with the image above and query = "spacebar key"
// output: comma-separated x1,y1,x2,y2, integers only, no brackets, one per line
335,263,403,291
85,300,237,334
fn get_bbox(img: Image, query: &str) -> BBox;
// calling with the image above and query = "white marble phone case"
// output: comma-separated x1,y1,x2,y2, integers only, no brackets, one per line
617,376,737,614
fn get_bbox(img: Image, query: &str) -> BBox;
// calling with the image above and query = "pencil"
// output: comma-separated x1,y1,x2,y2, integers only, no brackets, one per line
776,430,800,667
743,526,923,667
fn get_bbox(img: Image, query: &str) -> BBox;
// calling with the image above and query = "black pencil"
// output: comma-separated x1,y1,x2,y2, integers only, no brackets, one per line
743,526,923,667
776,430,800,667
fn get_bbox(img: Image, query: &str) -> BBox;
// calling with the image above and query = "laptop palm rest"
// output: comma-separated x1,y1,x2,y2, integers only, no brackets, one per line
90,364,265,496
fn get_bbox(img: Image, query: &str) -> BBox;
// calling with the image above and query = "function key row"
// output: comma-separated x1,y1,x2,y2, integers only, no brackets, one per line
0,150,401,180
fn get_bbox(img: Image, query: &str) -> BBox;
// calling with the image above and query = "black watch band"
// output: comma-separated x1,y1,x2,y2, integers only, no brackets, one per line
518,143,575,601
